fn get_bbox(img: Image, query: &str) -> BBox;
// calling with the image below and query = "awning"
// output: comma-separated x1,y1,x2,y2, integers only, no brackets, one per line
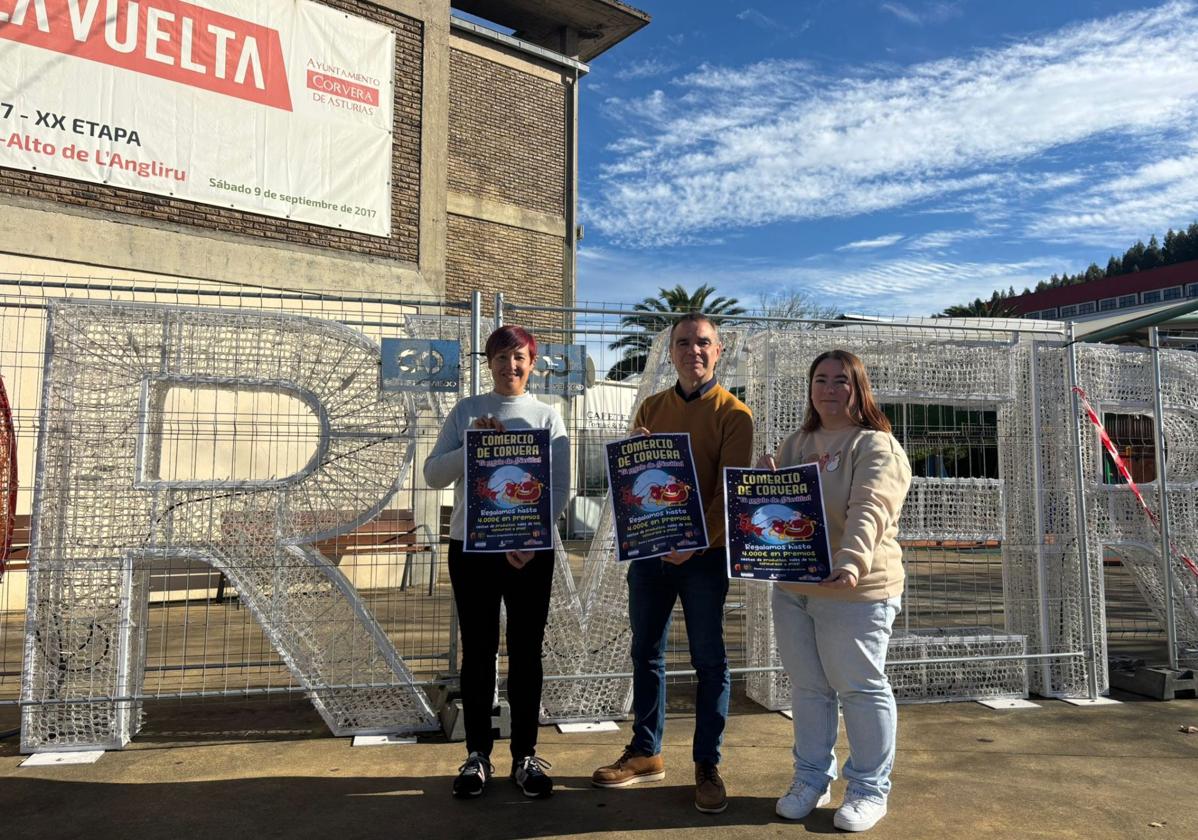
1074,298,1198,343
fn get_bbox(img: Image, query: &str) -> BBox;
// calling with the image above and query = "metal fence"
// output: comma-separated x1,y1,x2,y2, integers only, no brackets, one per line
1,274,1195,752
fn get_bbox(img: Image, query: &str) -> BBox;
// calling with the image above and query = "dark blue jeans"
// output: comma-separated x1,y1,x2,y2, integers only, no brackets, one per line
627,547,730,764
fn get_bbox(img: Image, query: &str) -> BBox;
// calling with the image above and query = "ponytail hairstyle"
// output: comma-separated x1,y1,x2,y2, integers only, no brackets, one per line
800,349,892,433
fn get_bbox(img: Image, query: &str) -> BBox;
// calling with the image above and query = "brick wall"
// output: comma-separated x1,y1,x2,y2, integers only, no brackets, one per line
448,50,567,217
447,46,568,325
446,215,564,332
0,1,423,263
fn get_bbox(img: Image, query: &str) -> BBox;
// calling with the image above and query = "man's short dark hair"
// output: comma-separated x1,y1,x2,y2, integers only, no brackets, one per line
669,311,720,341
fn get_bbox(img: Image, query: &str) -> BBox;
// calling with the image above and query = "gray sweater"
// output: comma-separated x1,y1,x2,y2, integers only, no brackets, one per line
423,391,570,542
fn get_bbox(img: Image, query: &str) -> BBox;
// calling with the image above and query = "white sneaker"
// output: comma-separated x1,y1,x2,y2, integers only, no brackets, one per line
833,794,887,831
775,778,832,820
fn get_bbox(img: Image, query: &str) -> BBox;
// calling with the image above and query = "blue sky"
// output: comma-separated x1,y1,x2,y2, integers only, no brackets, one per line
573,0,1198,316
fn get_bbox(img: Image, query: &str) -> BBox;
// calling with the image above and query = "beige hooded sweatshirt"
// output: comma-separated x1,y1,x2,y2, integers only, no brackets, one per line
774,425,912,602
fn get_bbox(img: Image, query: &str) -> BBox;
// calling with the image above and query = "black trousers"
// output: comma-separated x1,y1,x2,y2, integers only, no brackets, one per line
447,539,554,760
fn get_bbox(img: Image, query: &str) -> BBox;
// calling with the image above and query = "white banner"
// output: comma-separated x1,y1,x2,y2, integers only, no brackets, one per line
0,0,395,236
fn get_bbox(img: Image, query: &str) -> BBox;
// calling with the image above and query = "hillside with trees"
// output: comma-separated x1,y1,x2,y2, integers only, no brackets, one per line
936,223,1198,317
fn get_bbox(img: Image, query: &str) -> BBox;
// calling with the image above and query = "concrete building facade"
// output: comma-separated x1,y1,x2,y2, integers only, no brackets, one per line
0,1,649,324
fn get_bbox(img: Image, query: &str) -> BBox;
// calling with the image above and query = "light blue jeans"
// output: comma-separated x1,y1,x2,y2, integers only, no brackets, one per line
771,586,901,801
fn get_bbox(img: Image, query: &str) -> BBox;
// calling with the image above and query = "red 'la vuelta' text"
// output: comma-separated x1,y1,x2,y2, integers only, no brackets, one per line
0,0,293,111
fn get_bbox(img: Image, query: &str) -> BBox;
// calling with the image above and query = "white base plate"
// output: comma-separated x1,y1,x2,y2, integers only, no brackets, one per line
352,735,417,746
21,750,105,766
556,721,620,733
977,698,1040,709
1061,696,1122,706
779,709,794,719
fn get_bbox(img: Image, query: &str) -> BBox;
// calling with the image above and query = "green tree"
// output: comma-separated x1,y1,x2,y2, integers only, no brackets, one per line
1123,240,1147,272
1143,235,1163,270
936,221,1198,317
606,284,746,380
937,293,1021,319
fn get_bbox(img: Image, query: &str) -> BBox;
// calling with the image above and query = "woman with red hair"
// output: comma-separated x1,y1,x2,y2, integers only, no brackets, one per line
424,325,569,800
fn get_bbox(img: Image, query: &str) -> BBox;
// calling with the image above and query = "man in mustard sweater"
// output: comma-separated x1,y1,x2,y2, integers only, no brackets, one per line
592,313,754,814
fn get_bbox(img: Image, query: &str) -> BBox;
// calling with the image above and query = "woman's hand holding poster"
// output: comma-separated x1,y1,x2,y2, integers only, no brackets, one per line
464,428,552,552
724,463,832,582
606,433,707,561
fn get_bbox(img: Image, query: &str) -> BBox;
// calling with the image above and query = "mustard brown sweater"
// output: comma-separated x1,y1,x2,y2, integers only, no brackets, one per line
633,382,754,548
775,425,912,602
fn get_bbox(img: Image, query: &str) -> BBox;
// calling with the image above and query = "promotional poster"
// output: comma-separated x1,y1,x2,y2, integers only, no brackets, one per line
724,464,832,582
464,428,552,553
606,433,707,561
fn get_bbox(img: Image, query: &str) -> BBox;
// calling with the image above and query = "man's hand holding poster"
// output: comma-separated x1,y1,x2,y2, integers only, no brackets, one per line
464,428,552,552
724,464,832,582
606,433,707,561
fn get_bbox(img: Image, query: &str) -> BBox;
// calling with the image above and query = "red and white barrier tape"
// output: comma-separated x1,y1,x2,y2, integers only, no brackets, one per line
1072,386,1198,578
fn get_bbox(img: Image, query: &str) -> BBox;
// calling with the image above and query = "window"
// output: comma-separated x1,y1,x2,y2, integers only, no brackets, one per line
1163,286,1183,301
1118,294,1138,308
1024,311,1039,320
1101,413,1156,485
1142,290,1162,304
1059,304,1078,318
1187,283,1198,298
1039,308,1058,319
882,403,998,479
1075,301,1096,315
1099,298,1119,312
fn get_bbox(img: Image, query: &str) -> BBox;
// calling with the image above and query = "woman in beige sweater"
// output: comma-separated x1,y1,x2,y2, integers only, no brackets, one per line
759,350,912,832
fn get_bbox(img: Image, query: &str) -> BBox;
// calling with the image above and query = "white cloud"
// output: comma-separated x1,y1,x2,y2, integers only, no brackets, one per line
589,2,1198,246
576,245,1060,317
613,58,678,81
837,233,906,250
905,227,995,251
1027,142,1198,243
738,8,780,28
879,2,922,25
673,59,814,92
880,2,963,26
737,8,813,36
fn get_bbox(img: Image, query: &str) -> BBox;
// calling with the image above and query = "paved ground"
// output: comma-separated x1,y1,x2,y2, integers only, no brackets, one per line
2,687,1196,840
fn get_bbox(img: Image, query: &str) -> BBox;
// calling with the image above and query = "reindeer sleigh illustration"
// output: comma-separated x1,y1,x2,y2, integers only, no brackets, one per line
476,466,544,509
626,468,693,511
738,504,818,545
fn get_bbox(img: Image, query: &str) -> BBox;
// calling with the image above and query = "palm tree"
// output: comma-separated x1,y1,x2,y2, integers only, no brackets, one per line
606,284,746,380
937,295,1021,319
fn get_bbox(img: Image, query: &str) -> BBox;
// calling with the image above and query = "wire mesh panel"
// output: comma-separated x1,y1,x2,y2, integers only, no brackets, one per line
1158,343,1198,666
0,276,474,751
742,324,1042,707
523,310,1198,718
1075,343,1198,669
5,280,1197,749
0,371,13,574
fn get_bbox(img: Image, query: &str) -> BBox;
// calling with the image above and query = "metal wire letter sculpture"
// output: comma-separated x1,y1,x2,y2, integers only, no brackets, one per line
0,371,14,578
21,302,437,752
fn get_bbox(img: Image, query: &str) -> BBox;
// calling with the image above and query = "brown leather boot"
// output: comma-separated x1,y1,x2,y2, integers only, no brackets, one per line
695,761,727,813
591,747,665,787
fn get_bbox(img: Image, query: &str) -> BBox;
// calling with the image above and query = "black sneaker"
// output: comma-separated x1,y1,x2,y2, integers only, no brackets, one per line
511,755,554,798
453,751,492,797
